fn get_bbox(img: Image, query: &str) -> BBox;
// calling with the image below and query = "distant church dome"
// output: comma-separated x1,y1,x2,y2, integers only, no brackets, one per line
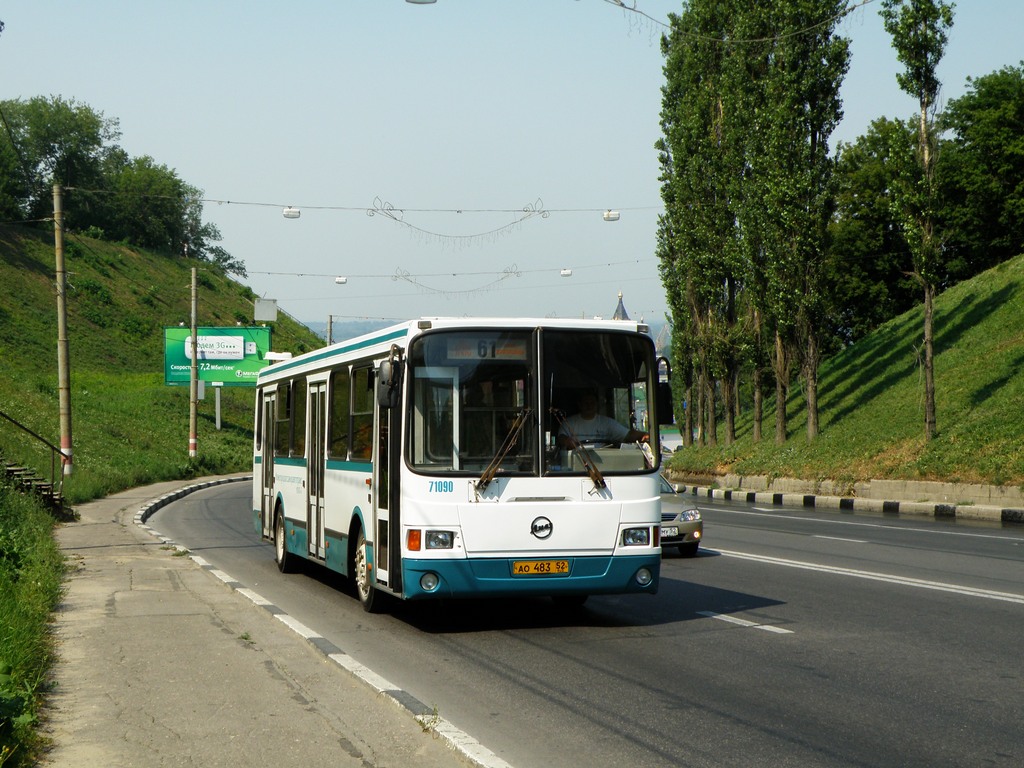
612,291,629,321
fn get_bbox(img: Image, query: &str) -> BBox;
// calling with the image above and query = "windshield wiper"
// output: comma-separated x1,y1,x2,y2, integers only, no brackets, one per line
476,407,532,492
549,408,606,490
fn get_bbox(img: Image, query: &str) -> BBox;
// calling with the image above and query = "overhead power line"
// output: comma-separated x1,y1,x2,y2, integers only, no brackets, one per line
607,0,878,44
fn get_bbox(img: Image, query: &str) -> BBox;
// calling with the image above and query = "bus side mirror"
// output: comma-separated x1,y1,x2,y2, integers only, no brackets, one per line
377,360,400,407
656,381,674,426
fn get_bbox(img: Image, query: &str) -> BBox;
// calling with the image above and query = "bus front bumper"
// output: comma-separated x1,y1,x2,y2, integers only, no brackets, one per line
401,554,660,600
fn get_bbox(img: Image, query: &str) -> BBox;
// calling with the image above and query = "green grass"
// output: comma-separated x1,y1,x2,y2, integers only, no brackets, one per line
668,255,1024,487
0,223,322,505
0,484,64,766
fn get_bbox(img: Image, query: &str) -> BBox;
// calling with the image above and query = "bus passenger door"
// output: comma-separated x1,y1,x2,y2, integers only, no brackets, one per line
372,401,391,590
307,382,327,559
260,393,276,539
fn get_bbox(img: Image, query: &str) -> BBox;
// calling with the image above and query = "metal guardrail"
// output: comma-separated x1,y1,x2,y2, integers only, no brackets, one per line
0,408,64,508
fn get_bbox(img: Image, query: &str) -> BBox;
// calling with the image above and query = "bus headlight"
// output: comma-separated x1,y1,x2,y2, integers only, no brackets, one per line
425,530,455,549
635,568,654,587
621,527,651,546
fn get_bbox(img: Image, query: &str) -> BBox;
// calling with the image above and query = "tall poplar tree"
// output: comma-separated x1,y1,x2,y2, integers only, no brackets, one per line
658,0,741,447
881,0,955,441
732,0,849,443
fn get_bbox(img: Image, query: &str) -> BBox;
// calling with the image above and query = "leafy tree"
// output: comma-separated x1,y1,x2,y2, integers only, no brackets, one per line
0,96,120,227
0,95,243,275
655,205,695,446
939,63,1024,279
107,155,188,252
658,0,737,447
0,124,22,221
729,0,849,443
182,192,246,277
881,0,955,441
829,119,919,344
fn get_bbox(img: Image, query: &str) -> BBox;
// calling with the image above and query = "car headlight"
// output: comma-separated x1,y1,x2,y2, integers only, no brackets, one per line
679,509,701,522
425,530,455,549
622,527,651,546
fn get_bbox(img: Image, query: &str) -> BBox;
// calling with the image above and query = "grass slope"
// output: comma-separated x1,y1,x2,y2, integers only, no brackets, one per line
669,254,1024,487
0,224,322,504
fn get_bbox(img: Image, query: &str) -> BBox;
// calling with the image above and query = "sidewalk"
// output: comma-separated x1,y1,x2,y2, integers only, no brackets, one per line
46,476,473,768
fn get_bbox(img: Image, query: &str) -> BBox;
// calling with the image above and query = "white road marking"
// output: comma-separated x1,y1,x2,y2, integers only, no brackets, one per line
275,614,320,639
697,610,794,634
708,548,1024,604
739,507,1016,541
812,535,869,544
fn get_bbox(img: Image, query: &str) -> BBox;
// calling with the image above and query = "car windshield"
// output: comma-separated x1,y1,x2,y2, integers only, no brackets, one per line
406,327,658,477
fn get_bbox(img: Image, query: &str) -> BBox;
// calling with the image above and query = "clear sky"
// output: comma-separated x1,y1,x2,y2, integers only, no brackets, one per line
1,1,1020,327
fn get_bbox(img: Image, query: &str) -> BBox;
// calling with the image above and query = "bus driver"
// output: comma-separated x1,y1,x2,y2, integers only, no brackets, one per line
557,389,648,449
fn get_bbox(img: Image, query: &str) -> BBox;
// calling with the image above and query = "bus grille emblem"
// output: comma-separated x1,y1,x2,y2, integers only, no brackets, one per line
530,517,553,540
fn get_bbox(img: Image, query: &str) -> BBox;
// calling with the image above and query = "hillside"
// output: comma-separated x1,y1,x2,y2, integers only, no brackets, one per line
668,253,1024,487
0,224,322,504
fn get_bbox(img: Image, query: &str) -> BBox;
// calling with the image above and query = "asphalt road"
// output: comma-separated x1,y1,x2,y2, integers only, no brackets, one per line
151,481,1024,768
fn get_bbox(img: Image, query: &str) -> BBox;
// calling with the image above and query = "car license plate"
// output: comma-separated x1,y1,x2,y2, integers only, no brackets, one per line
661,526,679,538
512,559,570,576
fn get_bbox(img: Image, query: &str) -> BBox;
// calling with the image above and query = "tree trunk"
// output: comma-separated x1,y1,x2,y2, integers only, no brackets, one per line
805,325,820,441
774,328,789,444
924,281,937,439
752,308,763,443
722,364,736,446
753,366,762,443
706,374,718,447
683,379,693,448
696,366,706,447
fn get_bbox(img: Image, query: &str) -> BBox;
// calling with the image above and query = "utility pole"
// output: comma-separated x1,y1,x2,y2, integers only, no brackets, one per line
189,267,198,458
53,184,73,475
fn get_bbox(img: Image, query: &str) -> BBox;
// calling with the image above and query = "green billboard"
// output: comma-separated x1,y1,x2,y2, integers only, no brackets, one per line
163,326,272,387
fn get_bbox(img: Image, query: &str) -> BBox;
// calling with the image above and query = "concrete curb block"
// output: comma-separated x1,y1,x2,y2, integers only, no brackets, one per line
133,475,250,527
132,474,510,768
675,484,1024,524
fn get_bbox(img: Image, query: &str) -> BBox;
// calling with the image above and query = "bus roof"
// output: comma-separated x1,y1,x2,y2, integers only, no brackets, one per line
256,317,652,384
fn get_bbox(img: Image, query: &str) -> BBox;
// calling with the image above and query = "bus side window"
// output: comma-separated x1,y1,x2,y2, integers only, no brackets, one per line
351,367,374,461
292,378,306,457
254,389,263,452
328,368,351,460
274,382,290,457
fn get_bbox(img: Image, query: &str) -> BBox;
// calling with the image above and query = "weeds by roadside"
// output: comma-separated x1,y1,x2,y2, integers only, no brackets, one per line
0,483,65,767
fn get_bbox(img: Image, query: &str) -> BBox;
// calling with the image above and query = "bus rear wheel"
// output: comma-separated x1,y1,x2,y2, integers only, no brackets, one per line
274,510,296,573
353,529,380,613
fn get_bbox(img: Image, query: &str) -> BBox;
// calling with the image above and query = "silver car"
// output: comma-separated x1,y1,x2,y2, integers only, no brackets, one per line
659,476,703,557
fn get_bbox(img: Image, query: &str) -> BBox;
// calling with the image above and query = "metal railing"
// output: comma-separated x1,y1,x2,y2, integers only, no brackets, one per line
0,409,64,505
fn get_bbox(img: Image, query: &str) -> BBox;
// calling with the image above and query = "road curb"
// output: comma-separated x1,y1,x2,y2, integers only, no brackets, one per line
673,483,1024,524
133,473,251,526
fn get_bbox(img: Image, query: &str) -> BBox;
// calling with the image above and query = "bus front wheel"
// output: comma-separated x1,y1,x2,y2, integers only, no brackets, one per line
353,529,380,613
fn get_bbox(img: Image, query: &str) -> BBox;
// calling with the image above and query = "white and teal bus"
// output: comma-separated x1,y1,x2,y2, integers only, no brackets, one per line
253,317,664,612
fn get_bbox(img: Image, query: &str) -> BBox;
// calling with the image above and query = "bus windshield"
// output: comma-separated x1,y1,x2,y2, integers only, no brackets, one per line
406,327,657,476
